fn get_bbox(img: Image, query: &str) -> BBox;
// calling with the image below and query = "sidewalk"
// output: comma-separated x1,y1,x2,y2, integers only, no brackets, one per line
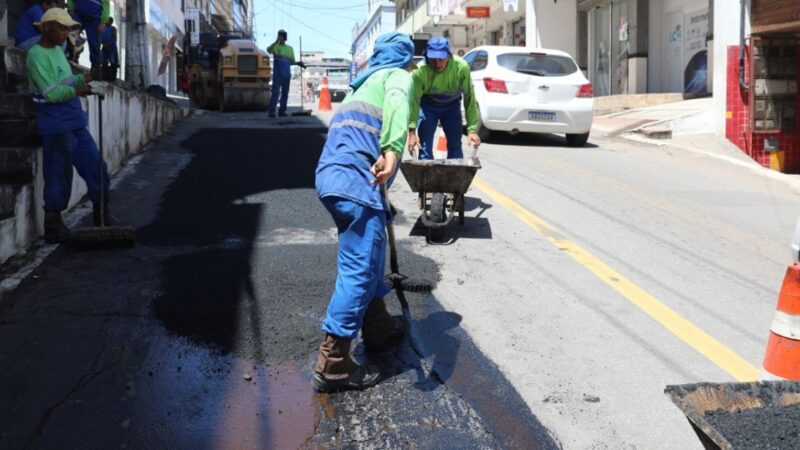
591,98,800,193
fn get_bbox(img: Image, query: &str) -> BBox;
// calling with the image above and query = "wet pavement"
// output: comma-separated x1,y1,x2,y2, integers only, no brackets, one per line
0,112,557,449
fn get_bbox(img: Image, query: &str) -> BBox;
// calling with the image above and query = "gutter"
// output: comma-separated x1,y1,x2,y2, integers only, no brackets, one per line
739,0,749,90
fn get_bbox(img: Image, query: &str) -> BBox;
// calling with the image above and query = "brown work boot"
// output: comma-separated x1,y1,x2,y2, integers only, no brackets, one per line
43,210,71,244
312,333,380,393
362,298,408,351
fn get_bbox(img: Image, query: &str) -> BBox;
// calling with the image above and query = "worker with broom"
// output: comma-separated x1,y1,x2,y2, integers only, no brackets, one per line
313,32,415,393
27,8,117,243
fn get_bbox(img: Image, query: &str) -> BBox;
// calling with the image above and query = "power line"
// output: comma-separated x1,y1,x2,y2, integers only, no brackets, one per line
261,0,353,47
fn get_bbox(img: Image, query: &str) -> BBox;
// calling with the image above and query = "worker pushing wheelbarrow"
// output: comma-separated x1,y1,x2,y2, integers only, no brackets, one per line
404,36,482,241
401,144,481,241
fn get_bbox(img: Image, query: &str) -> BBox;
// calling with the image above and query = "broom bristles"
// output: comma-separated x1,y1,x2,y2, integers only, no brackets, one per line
68,226,136,249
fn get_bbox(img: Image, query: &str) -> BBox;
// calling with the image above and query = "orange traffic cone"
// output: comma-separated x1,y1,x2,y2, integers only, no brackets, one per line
436,135,448,151
318,76,332,112
432,133,448,159
761,263,800,380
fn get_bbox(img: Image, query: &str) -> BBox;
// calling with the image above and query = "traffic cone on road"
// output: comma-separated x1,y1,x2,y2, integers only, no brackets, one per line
318,76,332,112
761,263,800,380
433,132,448,160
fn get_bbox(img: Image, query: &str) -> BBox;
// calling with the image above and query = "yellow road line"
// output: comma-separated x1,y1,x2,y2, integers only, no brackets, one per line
472,176,760,382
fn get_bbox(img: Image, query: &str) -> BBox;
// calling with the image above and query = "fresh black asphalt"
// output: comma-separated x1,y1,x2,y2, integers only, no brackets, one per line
0,112,559,449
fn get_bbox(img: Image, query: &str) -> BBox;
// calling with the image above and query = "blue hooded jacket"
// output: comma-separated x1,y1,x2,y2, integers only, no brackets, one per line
350,32,414,91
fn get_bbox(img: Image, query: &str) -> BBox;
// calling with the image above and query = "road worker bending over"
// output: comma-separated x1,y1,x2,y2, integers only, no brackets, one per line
313,32,415,393
407,36,481,159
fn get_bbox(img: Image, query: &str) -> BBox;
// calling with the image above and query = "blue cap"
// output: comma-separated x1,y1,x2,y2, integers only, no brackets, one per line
426,37,451,60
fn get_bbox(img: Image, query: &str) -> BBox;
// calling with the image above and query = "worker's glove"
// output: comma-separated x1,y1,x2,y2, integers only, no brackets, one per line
297,61,307,69
88,80,109,96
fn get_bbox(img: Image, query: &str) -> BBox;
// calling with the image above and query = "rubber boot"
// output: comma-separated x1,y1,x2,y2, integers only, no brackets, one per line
93,200,119,226
43,210,71,244
362,298,408,351
312,333,380,393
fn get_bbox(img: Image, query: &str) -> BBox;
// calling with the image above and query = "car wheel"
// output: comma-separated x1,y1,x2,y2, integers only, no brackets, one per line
476,113,492,142
566,132,590,147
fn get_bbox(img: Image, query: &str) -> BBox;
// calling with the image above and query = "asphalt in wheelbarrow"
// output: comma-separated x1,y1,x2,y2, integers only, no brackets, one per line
703,403,800,449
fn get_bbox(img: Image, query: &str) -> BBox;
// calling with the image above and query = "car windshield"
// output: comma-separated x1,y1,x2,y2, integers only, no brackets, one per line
497,53,578,77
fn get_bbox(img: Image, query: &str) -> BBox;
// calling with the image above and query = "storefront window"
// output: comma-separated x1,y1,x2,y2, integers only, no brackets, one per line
611,1,629,95
590,1,629,97
591,5,611,96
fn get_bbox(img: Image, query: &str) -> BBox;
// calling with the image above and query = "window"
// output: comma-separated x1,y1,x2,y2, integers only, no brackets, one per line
463,51,477,66
497,53,578,77
470,51,488,71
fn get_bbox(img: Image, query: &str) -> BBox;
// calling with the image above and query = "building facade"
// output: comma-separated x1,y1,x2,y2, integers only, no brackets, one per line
719,0,800,171
577,0,712,97
352,0,396,74
394,0,577,58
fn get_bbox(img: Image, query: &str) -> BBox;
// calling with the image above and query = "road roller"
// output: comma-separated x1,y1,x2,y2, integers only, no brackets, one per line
185,32,271,112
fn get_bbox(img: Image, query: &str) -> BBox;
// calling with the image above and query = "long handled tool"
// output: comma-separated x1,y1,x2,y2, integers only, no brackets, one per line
292,36,312,116
382,184,432,293
69,90,135,249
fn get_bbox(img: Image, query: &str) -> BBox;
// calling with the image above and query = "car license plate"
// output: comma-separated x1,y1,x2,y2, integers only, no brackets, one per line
529,111,555,121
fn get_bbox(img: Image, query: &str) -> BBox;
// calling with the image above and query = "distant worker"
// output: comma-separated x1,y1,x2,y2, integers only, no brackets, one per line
407,37,480,159
66,0,109,76
27,8,118,243
267,29,304,117
100,17,118,69
14,0,59,51
312,32,415,393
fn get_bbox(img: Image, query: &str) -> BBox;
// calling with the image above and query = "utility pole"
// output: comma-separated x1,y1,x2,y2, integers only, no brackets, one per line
125,0,150,88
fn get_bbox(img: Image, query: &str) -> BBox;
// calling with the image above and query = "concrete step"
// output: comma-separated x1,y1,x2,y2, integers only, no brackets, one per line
1,46,29,93
0,119,38,146
0,94,36,119
637,126,673,140
0,147,36,185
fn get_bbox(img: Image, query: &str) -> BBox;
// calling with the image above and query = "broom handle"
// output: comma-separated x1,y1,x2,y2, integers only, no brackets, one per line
98,93,105,227
381,184,400,274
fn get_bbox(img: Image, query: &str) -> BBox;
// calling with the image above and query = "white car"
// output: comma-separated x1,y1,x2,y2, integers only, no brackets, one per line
462,46,594,147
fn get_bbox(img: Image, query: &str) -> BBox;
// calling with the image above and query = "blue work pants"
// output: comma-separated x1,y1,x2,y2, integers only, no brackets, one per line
418,101,463,160
75,13,101,66
320,196,391,339
41,128,109,211
269,76,290,115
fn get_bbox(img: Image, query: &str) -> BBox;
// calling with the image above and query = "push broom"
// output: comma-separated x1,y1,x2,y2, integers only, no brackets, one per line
69,88,135,249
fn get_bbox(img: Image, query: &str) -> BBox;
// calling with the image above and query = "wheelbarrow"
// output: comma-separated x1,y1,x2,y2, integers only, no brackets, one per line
400,148,481,242
664,380,800,449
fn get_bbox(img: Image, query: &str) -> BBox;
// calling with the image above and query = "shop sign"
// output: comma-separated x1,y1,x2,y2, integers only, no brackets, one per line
466,6,491,18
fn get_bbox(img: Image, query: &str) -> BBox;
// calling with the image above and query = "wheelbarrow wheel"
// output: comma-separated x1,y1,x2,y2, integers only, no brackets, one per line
428,192,446,241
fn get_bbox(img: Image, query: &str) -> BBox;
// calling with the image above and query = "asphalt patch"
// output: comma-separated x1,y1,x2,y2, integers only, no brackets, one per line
0,113,558,448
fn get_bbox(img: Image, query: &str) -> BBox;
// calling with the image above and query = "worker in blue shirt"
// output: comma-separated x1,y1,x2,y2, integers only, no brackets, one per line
66,0,109,75
100,17,118,68
14,0,59,51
